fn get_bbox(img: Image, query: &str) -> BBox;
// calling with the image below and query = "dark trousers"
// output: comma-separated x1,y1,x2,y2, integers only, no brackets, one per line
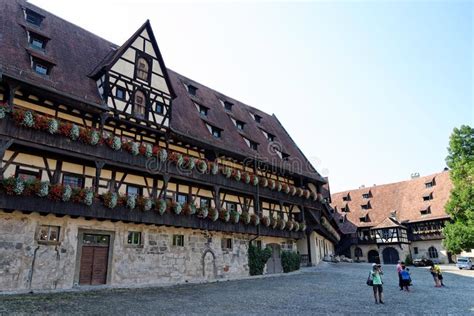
398,272,402,289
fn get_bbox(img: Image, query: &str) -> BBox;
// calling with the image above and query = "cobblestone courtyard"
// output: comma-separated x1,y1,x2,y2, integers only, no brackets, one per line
1,263,473,315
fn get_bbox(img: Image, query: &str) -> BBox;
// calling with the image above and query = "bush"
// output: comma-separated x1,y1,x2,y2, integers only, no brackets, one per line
281,251,301,273
248,244,272,276
405,254,413,266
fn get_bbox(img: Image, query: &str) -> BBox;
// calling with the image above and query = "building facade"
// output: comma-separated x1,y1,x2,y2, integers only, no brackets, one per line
332,171,453,264
0,1,340,292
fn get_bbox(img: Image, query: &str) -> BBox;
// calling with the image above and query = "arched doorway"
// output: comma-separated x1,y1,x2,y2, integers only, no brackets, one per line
202,249,216,280
354,247,363,261
382,247,399,264
368,250,380,264
266,244,282,274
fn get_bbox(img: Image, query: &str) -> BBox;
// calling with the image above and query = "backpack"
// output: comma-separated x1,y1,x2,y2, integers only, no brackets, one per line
401,270,410,280
366,271,373,286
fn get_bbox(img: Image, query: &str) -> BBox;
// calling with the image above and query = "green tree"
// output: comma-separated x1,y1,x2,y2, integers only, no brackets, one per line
443,125,474,254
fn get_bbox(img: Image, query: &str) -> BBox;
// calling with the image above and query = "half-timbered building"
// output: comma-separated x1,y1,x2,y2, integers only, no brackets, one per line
332,171,453,264
0,0,340,291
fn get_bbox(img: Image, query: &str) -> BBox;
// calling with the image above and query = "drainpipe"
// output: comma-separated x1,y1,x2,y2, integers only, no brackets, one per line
28,246,40,291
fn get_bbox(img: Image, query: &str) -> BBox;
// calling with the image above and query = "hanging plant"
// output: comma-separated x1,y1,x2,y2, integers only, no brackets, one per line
296,188,303,197
21,111,35,128
125,194,136,209
172,202,182,215
230,210,240,224
13,179,25,195
144,144,153,158
184,203,197,215
197,160,208,173
159,148,168,162
197,207,209,219
299,222,307,232
278,218,286,230
269,179,276,190
219,209,230,222
240,211,250,225
111,136,121,151
130,142,139,156
270,217,279,229
242,172,251,184
48,118,58,134
83,189,94,206
69,124,80,141
169,152,184,167
103,192,118,209
282,183,290,194
310,191,317,201
37,181,49,197
289,186,297,196
222,166,232,178
250,214,260,226
183,156,196,170
261,215,271,227
304,190,311,199
62,185,72,202
232,169,241,181
89,130,100,146
210,162,219,175
293,222,300,232
286,220,294,231
0,105,7,119
208,208,219,222
277,182,283,192
260,178,268,188
251,175,259,186
156,199,167,215
317,193,324,202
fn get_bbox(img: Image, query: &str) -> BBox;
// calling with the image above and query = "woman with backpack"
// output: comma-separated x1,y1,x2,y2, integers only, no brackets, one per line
400,266,411,291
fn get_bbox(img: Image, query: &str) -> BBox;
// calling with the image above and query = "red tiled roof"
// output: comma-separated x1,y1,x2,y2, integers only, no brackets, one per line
0,0,324,183
331,171,452,228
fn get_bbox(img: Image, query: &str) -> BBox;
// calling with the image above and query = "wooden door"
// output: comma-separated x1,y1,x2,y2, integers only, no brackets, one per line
79,234,110,285
266,244,282,274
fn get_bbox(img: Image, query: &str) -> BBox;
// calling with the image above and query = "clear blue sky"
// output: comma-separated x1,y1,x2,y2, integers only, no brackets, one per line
31,0,473,192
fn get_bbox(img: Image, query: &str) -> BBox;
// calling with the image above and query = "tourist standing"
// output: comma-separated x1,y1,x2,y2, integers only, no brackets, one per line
371,263,385,304
400,267,411,291
430,263,441,287
396,260,403,290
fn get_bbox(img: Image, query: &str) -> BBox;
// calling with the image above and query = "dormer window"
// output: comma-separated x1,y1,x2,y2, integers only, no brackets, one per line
24,9,44,27
282,153,290,161
423,192,433,201
224,101,233,111
249,141,258,150
29,33,47,50
254,114,262,123
425,178,435,188
136,57,150,81
420,207,431,215
211,127,221,138
236,120,245,131
267,133,275,142
342,194,351,202
359,215,370,223
199,105,208,116
361,202,371,210
32,59,49,75
341,204,349,212
133,90,146,119
186,84,198,96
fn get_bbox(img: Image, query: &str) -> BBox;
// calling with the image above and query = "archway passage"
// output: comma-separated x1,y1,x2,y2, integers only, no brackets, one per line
266,244,282,274
202,250,216,280
382,247,400,264
368,250,380,264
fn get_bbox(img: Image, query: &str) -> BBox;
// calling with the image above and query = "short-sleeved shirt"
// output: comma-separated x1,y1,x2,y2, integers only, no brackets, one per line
372,271,383,285
396,263,402,273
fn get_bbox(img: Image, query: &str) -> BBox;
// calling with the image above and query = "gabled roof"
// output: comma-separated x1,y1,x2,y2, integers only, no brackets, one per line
372,216,405,230
331,171,452,229
0,0,325,183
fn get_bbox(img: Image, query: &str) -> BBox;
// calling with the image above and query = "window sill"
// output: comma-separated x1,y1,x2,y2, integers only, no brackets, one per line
37,240,60,246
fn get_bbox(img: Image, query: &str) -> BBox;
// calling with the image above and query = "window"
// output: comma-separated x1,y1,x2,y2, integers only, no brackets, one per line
224,101,233,111
127,231,141,246
423,193,433,201
354,247,363,258
341,205,349,212
211,126,221,138
176,193,188,205
362,193,370,199
200,198,210,209
33,60,49,75
249,140,258,150
282,153,290,161
226,202,237,212
428,246,438,259
222,238,233,250
425,182,433,188
361,203,370,210
267,133,275,142
136,57,149,81
29,34,47,50
155,102,164,114
62,174,84,189
16,168,40,181
199,105,208,116
37,225,60,242
359,215,370,223
133,90,146,119
254,114,262,123
420,207,431,215
413,247,419,255
126,185,142,197
25,9,44,27
235,120,245,131
186,84,197,96
342,194,351,201
116,87,125,100
173,234,184,247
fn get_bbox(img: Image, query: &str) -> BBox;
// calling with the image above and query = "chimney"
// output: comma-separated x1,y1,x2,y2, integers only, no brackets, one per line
359,185,365,189
411,172,420,179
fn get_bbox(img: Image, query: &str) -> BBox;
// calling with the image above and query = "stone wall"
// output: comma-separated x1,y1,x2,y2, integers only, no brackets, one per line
0,210,294,292
410,239,448,263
